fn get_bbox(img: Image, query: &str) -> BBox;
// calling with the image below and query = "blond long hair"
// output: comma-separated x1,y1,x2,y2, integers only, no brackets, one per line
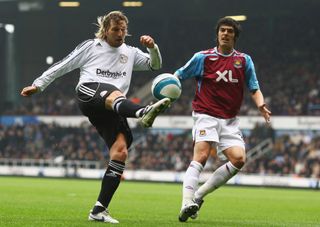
95,11,129,40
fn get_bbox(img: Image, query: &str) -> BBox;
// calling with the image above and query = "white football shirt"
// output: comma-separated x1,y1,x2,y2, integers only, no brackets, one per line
32,38,161,95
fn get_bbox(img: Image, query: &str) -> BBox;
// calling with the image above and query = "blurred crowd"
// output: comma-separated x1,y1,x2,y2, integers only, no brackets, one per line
0,123,105,161
4,57,319,116
1,123,319,178
2,14,320,116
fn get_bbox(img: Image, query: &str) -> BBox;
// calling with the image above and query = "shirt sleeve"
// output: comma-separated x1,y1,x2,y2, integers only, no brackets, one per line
133,44,162,71
174,52,205,80
32,39,94,91
244,54,260,91
147,44,162,70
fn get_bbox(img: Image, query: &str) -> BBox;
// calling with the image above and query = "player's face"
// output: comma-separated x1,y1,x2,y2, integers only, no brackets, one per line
217,25,235,51
105,20,127,47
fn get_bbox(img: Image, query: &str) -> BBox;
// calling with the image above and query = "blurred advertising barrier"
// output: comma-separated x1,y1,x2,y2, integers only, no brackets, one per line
0,163,318,189
2,115,320,130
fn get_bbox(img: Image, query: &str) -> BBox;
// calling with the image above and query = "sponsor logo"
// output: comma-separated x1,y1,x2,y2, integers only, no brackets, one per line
96,69,126,79
216,70,238,83
119,54,128,63
233,59,242,68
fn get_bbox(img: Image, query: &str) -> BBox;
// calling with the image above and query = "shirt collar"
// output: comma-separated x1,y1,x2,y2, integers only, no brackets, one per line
214,47,235,57
95,38,123,49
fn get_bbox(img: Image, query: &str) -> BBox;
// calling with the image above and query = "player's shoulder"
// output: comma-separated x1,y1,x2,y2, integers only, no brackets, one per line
233,49,255,67
199,48,217,55
234,49,250,58
75,39,96,50
123,43,140,51
192,48,217,60
115,43,143,56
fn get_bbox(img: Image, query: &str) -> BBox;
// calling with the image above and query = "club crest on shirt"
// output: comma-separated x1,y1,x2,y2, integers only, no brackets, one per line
119,54,128,63
199,130,206,136
233,59,242,68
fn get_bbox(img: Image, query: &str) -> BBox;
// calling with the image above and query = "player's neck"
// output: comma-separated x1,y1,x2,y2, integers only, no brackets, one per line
217,46,233,55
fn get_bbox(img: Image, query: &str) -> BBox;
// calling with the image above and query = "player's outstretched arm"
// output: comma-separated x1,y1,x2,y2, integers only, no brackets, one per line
140,35,162,70
20,85,39,97
251,89,271,123
258,104,271,123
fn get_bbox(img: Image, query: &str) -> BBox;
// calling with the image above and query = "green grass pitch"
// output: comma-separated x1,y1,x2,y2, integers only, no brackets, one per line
0,177,319,226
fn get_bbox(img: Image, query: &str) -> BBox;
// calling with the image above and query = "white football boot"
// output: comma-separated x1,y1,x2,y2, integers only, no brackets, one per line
88,209,119,224
139,98,171,128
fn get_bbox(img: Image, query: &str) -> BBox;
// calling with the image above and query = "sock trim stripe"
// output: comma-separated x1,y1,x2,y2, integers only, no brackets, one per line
111,96,126,111
226,164,231,174
109,161,125,172
109,163,124,172
228,161,240,171
109,160,125,166
109,160,125,168
226,162,240,176
190,160,204,171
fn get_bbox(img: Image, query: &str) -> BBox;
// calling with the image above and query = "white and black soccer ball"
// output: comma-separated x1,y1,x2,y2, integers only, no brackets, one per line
151,73,182,101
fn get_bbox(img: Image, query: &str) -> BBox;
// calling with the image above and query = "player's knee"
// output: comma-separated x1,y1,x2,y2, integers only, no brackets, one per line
116,148,128,161
230,154,246,169
111,147,128,161
193,150,211,166
193,142,211,166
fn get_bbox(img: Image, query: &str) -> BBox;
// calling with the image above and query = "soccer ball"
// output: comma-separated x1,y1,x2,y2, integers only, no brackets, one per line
151,73,182,101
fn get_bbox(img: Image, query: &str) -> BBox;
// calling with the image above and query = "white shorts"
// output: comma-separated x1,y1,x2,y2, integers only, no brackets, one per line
192,112,245,159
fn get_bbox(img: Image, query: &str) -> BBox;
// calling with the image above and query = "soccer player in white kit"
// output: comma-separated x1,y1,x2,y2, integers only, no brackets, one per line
174,17,271,222
20,11,171,223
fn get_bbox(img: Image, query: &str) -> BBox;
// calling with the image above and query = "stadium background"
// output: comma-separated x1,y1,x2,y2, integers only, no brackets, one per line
0,0,320,225
0,0,319,226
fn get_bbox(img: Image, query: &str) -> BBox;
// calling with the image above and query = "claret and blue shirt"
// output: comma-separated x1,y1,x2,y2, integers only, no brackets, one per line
175,47,260,119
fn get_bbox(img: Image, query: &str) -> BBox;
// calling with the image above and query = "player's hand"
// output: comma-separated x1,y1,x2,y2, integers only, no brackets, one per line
259,104,271,124
140,35,155,48
21,85,39,97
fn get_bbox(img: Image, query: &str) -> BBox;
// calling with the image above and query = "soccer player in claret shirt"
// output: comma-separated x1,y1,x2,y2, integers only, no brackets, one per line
174,17,271,222
20,11,171,223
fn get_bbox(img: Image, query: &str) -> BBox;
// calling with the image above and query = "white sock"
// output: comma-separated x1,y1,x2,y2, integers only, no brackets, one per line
182,161,203,206
195,161,239,200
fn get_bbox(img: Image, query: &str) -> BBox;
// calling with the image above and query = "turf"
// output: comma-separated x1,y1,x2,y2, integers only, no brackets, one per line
0,176,319,226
